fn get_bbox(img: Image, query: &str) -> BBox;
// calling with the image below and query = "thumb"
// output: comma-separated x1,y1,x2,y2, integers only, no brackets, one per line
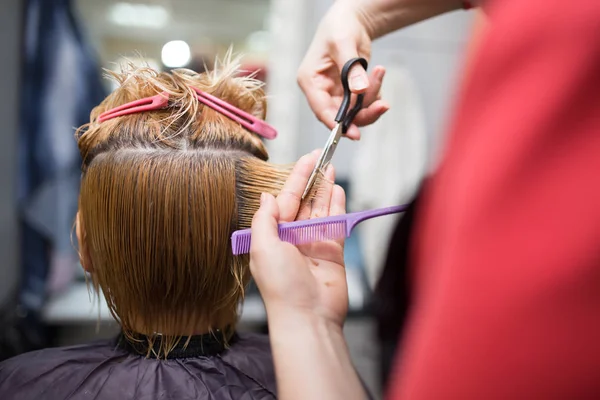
250,193,281,257
333,41,369,93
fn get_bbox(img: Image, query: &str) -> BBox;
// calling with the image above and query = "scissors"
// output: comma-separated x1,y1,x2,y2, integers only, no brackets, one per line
302,57,369,200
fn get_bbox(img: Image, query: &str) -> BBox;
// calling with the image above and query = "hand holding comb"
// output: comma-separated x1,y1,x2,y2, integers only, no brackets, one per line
231,204,408,256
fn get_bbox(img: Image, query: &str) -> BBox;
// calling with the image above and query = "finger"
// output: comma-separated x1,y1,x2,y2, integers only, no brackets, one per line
319,107,339,130
348,64,369,93
310,165,336,219
342,67,387,140
362,66,386,107
250,193,282,267
344,125,362,141
297,58,340,130
332,40,369,93
352,100,390,127
304,89,339,130
330,185,347,216
296,163,335,221
276,149,320,222
330,184,347,246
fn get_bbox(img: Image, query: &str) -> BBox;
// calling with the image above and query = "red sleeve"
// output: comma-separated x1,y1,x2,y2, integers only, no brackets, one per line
390,0,600,398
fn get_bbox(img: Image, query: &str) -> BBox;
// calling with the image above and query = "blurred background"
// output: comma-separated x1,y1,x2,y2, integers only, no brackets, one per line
0,0,476,397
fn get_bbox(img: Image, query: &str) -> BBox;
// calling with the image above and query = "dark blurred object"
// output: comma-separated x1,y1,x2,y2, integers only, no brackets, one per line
187,54,215,74
0,296,49,361
3,0,105,360
373,189,421,387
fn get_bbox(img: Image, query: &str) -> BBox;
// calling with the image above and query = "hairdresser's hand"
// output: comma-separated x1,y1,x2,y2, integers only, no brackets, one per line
250,151,348,328
298,0,463,139
297,0,390,140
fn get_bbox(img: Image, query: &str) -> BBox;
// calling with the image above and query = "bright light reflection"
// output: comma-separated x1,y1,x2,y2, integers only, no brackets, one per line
108,2,169,29
161,40,191,68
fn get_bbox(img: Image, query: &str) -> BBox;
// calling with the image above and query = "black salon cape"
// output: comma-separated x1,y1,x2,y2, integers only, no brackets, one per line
0,332,277,400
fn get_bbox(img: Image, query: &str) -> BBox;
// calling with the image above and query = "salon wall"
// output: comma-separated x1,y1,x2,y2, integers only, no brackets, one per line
372,12,475,168
75,0,271,83
0,0,22,305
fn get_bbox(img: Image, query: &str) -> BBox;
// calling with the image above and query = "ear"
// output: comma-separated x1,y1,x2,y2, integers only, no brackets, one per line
75,212,94,273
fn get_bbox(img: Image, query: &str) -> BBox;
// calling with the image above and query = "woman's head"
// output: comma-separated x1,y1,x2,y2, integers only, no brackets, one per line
76,56,296,355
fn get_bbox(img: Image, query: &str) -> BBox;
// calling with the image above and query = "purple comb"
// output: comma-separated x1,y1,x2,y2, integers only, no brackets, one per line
231,204,408,256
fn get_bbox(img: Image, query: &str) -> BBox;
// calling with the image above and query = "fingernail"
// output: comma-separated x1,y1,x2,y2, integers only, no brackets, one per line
260,193,268,206
350,74,367,91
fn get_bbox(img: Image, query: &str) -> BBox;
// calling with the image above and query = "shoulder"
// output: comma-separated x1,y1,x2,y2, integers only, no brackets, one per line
233,331,271,347
220,332,276,395
0,339,122,399
2,338,118,365
225,331,272,359
0,339,120,373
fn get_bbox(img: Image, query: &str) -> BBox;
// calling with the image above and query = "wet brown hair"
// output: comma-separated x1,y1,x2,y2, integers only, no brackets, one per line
76,55,310,357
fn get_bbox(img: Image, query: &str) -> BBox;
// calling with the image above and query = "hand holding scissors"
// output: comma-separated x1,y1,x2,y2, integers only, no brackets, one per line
302,58,369,200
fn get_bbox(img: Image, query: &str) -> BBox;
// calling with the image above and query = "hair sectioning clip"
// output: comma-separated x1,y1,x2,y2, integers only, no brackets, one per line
97,88,277,140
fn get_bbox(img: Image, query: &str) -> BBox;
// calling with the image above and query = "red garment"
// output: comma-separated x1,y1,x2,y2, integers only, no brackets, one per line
390,0,600,398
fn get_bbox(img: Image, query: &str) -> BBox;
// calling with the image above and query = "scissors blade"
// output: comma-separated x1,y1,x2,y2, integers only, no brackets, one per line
321,123,343,166
302,123,343,200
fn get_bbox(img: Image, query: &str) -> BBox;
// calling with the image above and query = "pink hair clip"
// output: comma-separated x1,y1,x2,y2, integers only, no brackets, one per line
191,87,277,139
98,92,169,123
97,88,278,140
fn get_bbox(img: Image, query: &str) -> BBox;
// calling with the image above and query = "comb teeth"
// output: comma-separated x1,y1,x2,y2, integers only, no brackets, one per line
279,221,347,245
231,221,348,256
231,231,252,256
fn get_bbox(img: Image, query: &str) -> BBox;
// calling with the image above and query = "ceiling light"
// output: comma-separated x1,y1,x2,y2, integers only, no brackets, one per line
161,40,191,68
108,2,169,29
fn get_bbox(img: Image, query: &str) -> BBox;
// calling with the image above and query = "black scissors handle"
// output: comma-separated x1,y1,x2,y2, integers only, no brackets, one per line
335,57,369,133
